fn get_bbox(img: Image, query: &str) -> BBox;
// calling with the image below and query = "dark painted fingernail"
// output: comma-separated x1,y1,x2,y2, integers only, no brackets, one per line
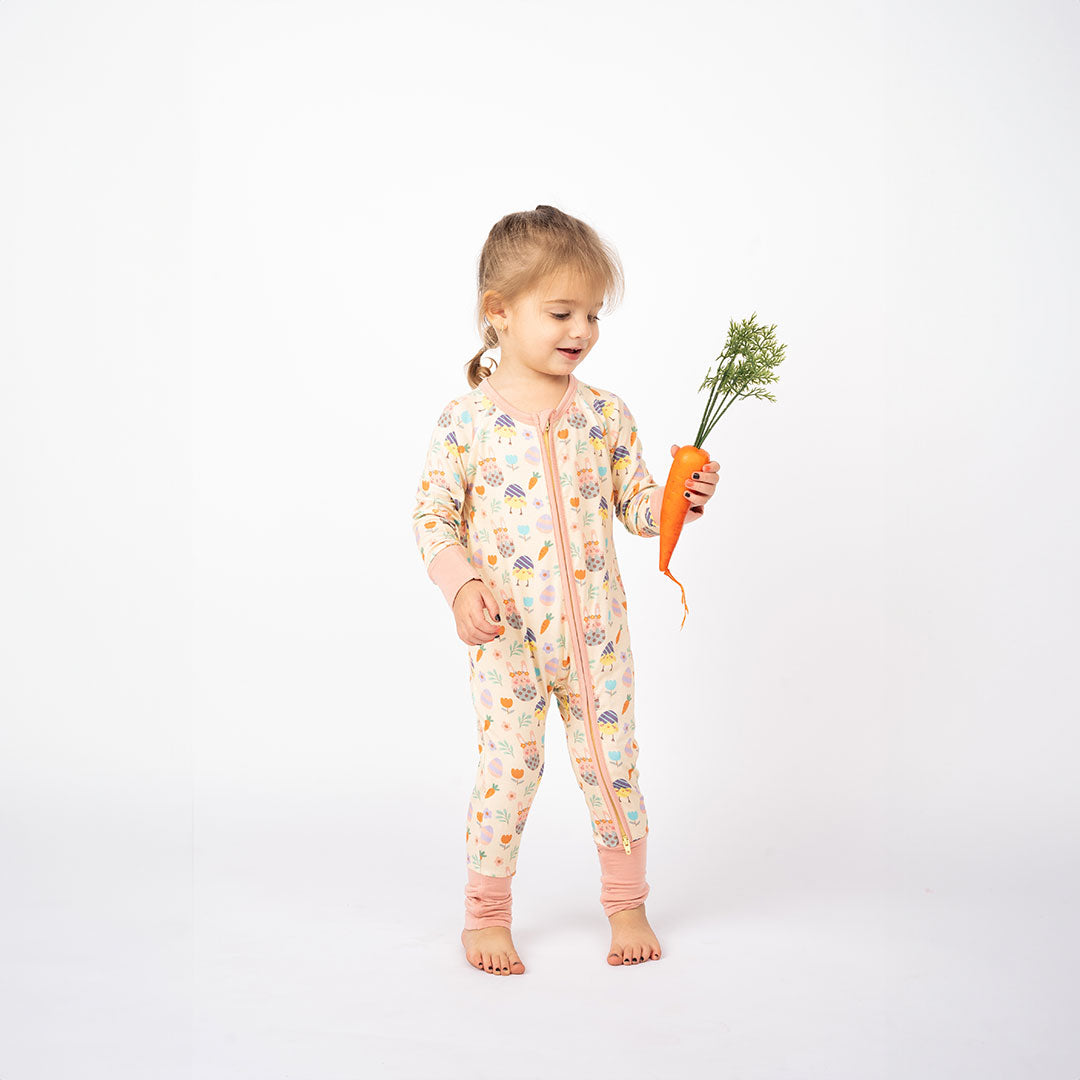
495,614,501,621
683,491,689,498
692,472,699,479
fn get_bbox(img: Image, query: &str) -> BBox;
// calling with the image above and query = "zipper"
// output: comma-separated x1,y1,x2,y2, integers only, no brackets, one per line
538,410,634,856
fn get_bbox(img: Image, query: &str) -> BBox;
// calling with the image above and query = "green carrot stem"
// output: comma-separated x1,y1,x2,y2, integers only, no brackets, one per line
690,313,786,447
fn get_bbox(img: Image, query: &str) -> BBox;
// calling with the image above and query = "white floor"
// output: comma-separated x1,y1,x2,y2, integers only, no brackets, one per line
2,785,1076,1080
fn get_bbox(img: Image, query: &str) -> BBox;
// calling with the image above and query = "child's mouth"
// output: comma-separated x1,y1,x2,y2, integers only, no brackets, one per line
557,348,581,358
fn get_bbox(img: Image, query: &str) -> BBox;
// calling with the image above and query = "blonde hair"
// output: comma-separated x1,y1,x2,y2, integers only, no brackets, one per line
465,205,625,389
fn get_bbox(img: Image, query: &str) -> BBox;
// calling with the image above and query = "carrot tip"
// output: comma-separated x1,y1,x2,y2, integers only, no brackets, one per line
662,567,689,628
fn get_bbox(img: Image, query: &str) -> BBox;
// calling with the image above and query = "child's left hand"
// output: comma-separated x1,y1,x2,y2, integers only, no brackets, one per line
670,445,719,521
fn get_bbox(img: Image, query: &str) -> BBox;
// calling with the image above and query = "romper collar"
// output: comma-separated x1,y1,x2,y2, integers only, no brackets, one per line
479,373,578,427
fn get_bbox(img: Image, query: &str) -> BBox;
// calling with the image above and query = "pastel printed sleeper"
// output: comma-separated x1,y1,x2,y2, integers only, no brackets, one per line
412,373,665,880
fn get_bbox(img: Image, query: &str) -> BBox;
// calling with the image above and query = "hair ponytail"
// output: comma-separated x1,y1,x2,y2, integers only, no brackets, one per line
465,321,500,388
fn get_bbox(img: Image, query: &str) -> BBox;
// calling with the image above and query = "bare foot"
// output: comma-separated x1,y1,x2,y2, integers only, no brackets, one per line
461,926,526,975
606,903,662,966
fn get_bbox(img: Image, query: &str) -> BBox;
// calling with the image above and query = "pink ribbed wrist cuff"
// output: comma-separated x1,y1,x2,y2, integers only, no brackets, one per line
428,545,480,608
598,834,650,917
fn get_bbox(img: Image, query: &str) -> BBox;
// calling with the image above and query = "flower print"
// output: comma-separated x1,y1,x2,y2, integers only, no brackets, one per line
531,498,544,510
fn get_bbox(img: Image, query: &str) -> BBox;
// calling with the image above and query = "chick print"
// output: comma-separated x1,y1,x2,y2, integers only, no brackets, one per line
587,423,606,455
598,639,616,674
596,709,620,740
612,777,634,803
511,554,535,587
493,413,517,444
504,482,527,515
441,429,466,456
592,396,618,426
611,442,632,485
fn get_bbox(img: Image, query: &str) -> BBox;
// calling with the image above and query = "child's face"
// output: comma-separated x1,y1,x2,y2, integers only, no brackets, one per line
495,272,604,378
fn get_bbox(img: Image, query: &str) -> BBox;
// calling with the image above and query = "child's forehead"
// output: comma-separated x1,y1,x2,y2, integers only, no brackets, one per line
532,274,605,307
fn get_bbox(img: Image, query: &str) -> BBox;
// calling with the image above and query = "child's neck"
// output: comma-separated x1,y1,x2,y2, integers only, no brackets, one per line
486,363,571,412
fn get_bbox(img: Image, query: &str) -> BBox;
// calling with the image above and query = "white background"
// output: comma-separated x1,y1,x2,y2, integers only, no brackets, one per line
2,0,1077,1077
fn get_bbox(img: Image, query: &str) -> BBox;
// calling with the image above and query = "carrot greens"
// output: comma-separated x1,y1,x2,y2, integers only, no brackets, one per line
693,313,786,448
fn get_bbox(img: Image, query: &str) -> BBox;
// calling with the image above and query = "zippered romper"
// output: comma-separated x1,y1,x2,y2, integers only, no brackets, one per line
411,373,663,927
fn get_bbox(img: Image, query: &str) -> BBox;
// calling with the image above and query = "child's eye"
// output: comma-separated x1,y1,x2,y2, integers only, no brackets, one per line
552,313,601,322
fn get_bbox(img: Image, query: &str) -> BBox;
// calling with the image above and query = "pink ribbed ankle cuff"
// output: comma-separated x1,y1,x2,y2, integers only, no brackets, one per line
598,834,650,917
464,866,513,929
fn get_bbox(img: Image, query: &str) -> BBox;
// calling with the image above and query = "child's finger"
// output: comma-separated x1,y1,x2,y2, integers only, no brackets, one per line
685,470,717,488
474,612,503,638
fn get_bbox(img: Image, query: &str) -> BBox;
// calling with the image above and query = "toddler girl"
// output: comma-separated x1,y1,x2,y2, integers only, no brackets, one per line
411,205,719,975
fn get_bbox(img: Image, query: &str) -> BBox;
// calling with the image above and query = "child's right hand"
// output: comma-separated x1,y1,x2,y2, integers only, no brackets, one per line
453,580,505,645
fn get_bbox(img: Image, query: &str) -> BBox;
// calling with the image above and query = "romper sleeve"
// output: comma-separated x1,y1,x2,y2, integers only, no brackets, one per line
606,393,662,539
411,399,481,608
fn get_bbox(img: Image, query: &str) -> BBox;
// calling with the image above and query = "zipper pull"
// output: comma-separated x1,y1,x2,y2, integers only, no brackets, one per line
622,833,632,855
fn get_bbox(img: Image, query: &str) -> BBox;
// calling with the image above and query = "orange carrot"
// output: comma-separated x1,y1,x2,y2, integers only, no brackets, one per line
660,445,710,629
659,313,787,628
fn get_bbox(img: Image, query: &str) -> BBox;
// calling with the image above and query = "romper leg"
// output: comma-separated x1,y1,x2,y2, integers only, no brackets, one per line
462,635,550,910
555,634,650,853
